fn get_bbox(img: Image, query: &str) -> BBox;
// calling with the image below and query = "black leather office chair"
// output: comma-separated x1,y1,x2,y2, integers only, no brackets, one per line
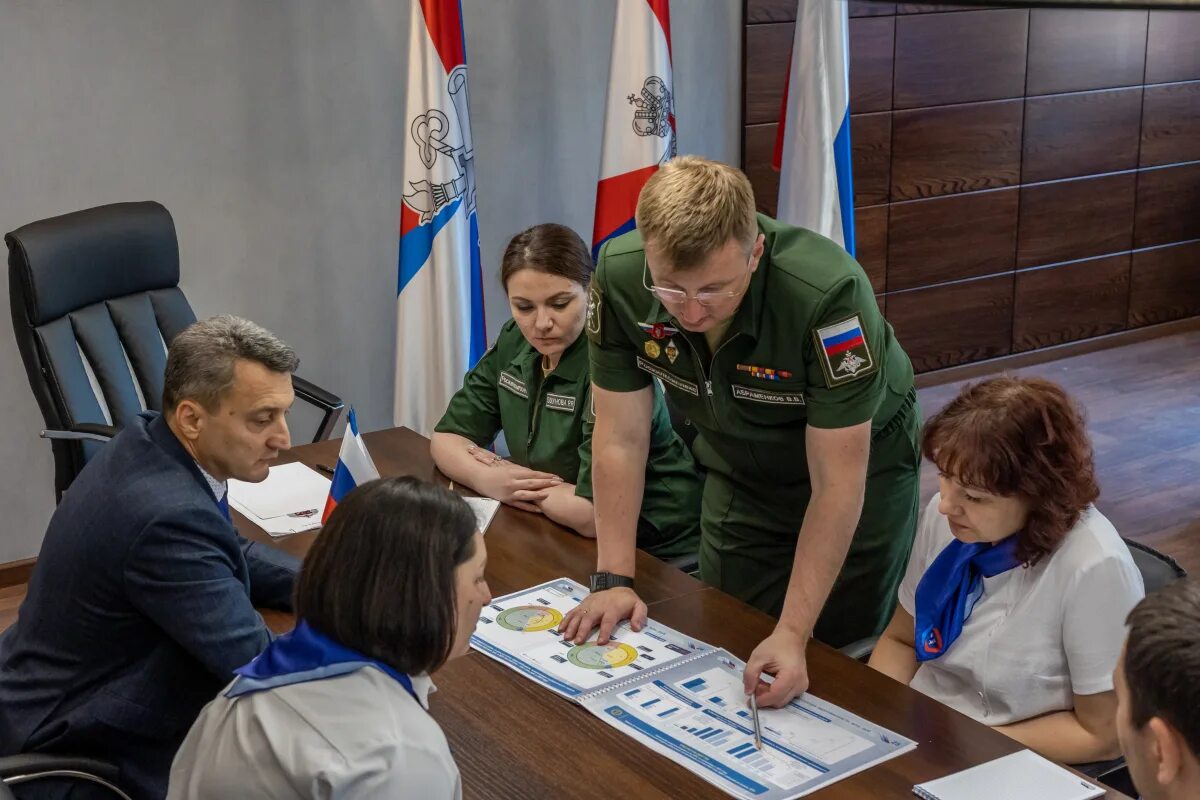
0,754,132,799
7,201,343,500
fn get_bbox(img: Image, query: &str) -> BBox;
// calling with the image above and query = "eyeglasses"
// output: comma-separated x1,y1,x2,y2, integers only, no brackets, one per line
642,255,753,309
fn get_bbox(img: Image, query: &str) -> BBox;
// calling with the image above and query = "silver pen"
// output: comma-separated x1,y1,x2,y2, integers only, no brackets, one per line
749,694,763,750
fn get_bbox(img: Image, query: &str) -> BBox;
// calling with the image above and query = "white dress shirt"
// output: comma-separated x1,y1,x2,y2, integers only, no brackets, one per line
166,666,461,800
898,495,1144,726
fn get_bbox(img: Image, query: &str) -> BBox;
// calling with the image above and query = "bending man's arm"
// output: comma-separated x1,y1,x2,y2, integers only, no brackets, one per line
558,384,653,644
744,420,871,706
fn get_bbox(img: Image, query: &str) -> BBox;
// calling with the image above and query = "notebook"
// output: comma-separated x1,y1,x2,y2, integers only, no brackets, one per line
913,749,1105,800
471,578,916,799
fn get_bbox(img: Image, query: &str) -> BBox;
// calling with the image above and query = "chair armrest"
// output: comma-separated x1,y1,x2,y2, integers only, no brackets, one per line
1072,756,1127,779
293,375,344,443
0,754,130,799
838,635,880,662
0,755,120,782
39,423,120,443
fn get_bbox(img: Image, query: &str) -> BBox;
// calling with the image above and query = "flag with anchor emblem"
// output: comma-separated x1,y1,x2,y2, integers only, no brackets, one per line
396,0,487,434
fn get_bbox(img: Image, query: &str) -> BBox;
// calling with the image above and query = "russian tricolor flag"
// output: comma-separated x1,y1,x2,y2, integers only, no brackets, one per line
592,0,675,259
321,409,381,524
773,0,855,254
819,318,866,358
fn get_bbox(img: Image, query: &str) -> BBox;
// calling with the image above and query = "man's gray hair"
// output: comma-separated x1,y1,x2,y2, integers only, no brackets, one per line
163,315,299,412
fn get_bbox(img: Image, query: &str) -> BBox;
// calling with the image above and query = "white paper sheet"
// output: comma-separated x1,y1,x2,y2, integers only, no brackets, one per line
228,462,330,520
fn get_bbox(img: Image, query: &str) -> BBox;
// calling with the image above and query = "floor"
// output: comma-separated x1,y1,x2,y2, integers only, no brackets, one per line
2,329,1198,633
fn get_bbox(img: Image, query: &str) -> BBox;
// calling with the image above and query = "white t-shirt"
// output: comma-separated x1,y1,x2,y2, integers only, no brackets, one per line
167,667,461,800
898,495,1144,727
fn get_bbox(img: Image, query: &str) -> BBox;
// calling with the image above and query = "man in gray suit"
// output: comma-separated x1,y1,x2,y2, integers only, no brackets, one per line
0,315,303,800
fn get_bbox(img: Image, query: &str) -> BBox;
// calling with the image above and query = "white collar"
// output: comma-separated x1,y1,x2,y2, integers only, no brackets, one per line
408,673,437,709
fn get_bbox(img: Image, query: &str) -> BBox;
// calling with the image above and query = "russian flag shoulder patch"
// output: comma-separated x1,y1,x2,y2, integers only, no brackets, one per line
813,314,877,388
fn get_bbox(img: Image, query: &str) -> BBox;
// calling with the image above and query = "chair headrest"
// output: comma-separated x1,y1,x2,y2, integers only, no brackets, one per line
6,201,181,326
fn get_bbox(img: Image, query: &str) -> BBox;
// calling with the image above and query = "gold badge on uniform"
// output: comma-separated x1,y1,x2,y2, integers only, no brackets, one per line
643,339,661,359
664,338,679,364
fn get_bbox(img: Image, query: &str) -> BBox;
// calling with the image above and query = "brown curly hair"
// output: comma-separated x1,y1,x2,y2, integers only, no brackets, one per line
921,375,1099,566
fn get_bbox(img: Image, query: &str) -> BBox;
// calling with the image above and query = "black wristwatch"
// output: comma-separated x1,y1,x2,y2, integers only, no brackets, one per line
589,571,635,593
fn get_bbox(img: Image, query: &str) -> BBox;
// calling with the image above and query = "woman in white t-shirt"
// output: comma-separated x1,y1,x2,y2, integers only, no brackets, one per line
166,477,491,800
869,376,1144,765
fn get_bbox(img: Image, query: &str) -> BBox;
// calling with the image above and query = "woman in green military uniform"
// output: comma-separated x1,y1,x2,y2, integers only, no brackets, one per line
431,223,701,560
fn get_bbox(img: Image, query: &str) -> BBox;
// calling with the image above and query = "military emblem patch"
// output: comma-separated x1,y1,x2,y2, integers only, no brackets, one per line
637,321,679,340
813,314,877,388
585,283,603,342
643,340,661,359
664,339,679,365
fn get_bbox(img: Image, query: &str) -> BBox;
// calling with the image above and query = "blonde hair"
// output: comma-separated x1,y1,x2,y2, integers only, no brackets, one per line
635,155,758,268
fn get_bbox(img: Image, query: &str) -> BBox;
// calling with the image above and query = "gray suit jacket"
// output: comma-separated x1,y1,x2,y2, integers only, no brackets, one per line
0,412,300,800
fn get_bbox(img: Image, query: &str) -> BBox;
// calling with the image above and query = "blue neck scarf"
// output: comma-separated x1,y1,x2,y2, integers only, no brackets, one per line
914,535,1021,662
227,619,417,702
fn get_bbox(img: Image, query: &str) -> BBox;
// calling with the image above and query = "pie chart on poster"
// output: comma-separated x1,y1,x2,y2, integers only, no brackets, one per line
567,641,639,669
496,605,563,632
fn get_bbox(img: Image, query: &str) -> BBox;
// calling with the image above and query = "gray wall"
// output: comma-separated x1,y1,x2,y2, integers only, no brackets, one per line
0,0,739,563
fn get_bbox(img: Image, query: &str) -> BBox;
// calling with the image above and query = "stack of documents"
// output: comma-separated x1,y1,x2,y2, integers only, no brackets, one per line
471,578,916,799
228,462,331,536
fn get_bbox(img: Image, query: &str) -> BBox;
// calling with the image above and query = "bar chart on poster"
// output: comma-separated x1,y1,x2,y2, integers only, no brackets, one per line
471,579,916,799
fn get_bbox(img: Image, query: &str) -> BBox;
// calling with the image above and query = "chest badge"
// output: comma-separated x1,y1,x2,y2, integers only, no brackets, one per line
736,364,793,381
643,339,662,359
664,338,679,364
637,321,679,340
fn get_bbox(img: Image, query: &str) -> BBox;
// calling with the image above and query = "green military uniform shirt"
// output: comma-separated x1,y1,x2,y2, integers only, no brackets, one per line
435,319,701,559
586,215,921,644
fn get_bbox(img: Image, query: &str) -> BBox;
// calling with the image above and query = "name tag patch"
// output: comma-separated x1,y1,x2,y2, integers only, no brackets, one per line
545,393,577,413
498,371,528,399
732,384,805,406
636,356,699,397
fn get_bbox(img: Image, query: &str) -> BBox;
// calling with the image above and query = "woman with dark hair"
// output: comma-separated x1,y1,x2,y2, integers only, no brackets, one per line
868,376,1143,764
432,222,701,559
166,477,488,799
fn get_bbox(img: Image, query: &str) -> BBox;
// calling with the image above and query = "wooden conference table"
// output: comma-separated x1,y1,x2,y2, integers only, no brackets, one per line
237,426,1130,799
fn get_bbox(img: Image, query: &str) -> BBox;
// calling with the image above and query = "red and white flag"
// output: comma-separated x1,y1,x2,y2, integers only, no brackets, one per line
591,0,675,258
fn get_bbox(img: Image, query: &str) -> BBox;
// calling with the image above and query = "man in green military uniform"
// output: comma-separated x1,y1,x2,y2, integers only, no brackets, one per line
559,157,921,708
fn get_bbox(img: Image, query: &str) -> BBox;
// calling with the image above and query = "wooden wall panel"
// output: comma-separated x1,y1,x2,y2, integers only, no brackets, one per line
855,205,889,293
893,10,1028,110
850,1,896,17
849,17,895,113
890,100,1022,200
888,188,1018,290
1022,88,1143,184
744,123,779,217
1145,11,1200,85
746,0,797,24
1017,173,1136,269
741,2,1200,373
886,275,1014,371
851,113,891,207
1129,241,1200,327
744,23,792,125
1013,256,1131,352
1140,81,1200,168
1026,10,1148,96
1135,163,1200,249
